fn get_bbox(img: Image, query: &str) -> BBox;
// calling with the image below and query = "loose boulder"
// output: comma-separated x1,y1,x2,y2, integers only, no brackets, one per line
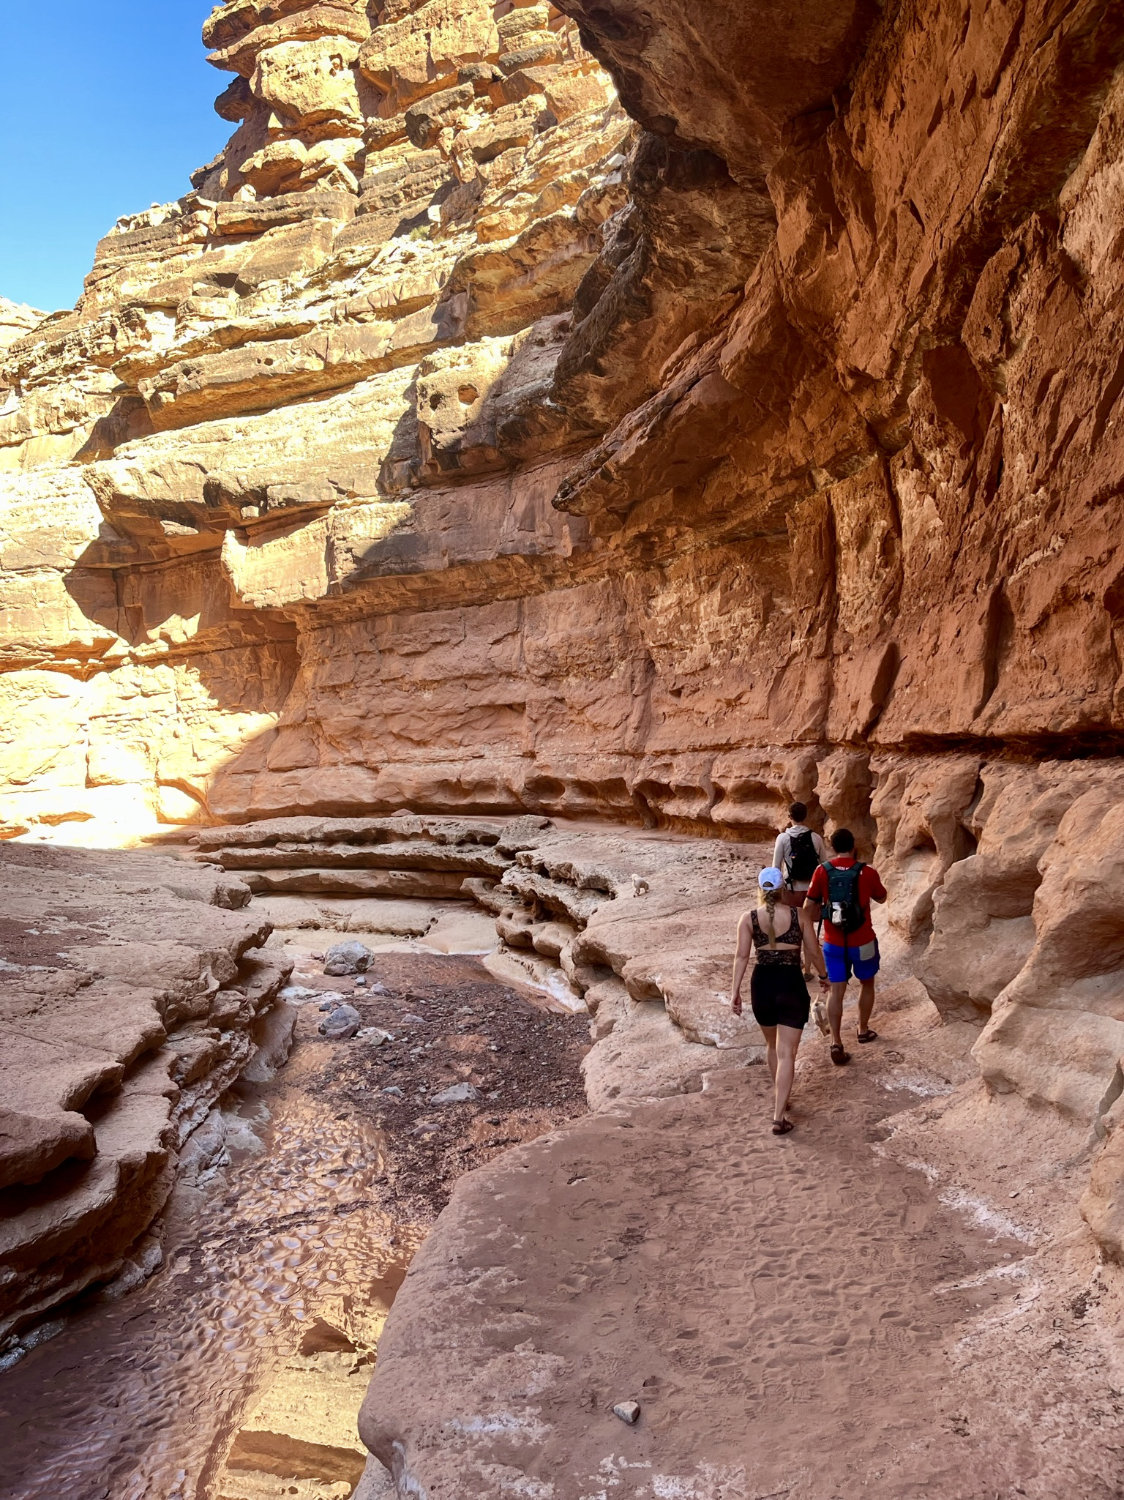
324,941,374,976
318,1004,363,1039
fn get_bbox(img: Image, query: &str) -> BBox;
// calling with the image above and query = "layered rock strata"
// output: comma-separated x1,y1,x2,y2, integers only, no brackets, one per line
194,811,767,1053
1,0,1124,1420
0,844,291,1349
0,0,627,841
0,301,45,357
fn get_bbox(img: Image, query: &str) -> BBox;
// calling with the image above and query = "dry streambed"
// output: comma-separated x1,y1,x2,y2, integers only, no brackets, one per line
0,925,590,1500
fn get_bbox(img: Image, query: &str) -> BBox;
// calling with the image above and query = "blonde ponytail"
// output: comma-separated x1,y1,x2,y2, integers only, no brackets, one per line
763,886,778,948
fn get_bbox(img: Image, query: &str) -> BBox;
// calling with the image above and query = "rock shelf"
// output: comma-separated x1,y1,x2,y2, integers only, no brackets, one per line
193,813,770,1052
0,844,290,1352
359,938,1124,1500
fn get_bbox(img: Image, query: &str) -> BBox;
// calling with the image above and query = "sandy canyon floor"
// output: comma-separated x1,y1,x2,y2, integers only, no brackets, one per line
1,883,1121,1500
363,936,1124,1499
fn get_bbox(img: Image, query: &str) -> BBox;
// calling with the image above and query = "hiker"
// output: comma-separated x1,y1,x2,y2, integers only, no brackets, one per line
772,802,828,970
731,867,830,1135
804,829,888,1066
772,802,828,908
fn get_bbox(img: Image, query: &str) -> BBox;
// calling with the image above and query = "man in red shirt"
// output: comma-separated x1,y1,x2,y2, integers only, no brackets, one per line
805,828,888,1066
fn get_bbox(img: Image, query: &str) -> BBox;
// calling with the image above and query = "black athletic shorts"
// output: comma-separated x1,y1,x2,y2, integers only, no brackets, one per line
750,965,811,1031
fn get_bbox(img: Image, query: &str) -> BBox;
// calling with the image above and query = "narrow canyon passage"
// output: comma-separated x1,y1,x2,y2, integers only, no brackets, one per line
0,835,1121,1499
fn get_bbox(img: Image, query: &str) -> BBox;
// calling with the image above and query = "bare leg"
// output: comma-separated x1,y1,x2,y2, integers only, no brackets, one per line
828,981,847,1048
858,979,876,1035
774,1025,802,1122
761,1025,778,1090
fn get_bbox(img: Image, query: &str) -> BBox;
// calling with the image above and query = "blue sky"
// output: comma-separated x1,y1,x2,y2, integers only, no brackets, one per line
0,2,230,312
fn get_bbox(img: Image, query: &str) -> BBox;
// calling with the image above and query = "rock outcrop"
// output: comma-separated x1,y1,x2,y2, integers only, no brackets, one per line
0,301,46,356
0,0,626,841
0,843,291,1350
3,0,1124,1387
194,810,769,1050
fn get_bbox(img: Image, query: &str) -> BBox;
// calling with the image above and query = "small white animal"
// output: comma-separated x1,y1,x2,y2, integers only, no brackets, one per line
630,874,650,896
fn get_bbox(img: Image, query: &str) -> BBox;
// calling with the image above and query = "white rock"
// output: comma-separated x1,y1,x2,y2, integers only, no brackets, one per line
431,1082,479,1105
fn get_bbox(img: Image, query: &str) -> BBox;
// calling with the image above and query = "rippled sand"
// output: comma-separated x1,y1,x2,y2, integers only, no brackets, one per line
0,1038,414,1500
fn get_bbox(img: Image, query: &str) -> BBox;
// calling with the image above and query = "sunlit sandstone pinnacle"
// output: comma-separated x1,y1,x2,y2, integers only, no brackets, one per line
1,0,1124,1298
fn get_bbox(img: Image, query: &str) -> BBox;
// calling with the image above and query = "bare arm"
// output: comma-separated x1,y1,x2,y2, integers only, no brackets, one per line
802,874,829,986
802,918,827,981
731,913,753,1015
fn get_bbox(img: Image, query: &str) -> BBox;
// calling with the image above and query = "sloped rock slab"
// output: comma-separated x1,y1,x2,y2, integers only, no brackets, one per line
0,844,290,1345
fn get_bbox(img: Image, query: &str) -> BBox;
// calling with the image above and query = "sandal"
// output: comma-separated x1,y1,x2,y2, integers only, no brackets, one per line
771,1119,794,1135
830,1044,851,1066
857,1030,878,1044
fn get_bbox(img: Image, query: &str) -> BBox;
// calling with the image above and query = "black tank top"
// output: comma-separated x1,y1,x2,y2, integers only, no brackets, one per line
750,908,802,967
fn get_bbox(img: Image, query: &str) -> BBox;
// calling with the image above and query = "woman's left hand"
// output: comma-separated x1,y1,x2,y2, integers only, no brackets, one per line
732,994,742,1016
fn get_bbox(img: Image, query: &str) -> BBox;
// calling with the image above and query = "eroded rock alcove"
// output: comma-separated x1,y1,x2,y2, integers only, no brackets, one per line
2,1,1124,1496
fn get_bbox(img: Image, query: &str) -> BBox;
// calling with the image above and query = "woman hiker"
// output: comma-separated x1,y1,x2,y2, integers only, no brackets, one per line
731,866,830,1135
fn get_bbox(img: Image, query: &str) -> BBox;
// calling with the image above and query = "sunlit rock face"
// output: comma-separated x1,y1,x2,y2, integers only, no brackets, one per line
0,0,628,840
3,2,1124,1246
0,300,46,355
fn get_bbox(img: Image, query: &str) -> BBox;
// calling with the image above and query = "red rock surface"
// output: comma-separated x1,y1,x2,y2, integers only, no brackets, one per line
0,844,291,1348
2,0,1124,1484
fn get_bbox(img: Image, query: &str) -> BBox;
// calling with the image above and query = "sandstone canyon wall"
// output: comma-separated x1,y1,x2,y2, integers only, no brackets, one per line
2,0,1124,1257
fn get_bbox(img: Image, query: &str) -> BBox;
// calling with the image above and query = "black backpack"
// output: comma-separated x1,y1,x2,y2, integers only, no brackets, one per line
785,828,821,883
825,862,866,935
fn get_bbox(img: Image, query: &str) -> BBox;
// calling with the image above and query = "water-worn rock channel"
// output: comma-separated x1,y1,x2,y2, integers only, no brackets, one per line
2,821,1122,1499
0,936,589,1500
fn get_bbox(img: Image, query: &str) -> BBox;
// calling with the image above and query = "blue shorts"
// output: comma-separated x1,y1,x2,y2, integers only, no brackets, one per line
823,939,880,984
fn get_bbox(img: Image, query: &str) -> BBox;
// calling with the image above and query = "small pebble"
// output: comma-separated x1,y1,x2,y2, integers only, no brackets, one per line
382,1086,404,1098
612,1401,640,1425
354,975,367,987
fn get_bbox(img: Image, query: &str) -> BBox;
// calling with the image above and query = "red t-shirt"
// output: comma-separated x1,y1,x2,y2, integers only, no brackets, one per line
806,856,887,947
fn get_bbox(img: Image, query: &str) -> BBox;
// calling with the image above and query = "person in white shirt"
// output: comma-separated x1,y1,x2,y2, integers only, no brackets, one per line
772,803,828,980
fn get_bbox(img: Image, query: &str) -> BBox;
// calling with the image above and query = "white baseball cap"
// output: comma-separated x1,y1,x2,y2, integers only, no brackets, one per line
758,866,784,891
